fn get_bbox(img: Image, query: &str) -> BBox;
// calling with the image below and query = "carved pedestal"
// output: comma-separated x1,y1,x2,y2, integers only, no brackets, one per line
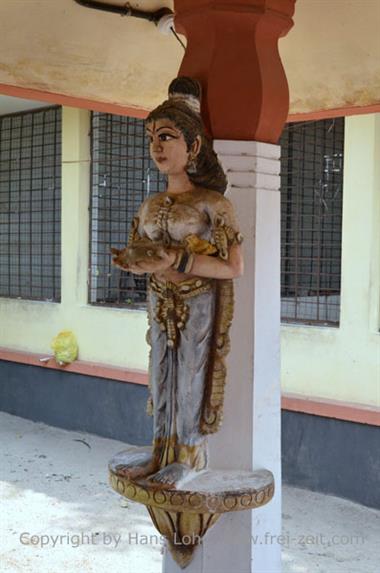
109,446,274,568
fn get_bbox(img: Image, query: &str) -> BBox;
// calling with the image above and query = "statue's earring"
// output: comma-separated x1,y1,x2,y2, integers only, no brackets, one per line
186,152,197,175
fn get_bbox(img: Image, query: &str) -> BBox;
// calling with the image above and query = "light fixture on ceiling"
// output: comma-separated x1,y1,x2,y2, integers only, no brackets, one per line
73,1,174,34
73,1,184,47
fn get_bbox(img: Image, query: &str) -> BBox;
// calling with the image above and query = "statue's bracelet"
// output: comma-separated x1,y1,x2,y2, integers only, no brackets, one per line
172,249,194,273
171,249,185,271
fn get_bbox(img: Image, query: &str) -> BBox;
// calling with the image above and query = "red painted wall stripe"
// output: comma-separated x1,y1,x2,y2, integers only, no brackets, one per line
1,82,379,122
287,102,380,122
0,83,149,119
282,393,380,427
0,347,148,386
1,347,379,426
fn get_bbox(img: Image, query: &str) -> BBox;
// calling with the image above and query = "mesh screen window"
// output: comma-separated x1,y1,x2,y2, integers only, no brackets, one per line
89,112,166,307
280,118,344,326
0,106,61,301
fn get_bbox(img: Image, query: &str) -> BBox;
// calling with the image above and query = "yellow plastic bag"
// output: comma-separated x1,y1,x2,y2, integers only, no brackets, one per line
51,330,78,365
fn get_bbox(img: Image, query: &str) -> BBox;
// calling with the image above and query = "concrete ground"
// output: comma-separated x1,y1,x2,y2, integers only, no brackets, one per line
0,411,379,573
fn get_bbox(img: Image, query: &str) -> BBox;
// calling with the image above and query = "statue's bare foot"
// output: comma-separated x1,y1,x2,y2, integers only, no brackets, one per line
115,456,160,481
147,463,192,489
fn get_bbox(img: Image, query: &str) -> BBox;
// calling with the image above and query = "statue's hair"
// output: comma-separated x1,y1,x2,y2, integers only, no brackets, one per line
146,77,227,195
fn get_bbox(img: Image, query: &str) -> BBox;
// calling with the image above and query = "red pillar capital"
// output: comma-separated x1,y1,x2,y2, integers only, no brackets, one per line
174,0,296,143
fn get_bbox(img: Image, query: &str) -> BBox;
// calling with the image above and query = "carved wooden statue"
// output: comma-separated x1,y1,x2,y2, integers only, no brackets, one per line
109,78,274,568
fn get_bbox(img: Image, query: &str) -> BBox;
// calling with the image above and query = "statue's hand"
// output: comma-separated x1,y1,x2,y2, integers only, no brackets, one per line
111,242,177,274
111,247,130,271
130,249,176,274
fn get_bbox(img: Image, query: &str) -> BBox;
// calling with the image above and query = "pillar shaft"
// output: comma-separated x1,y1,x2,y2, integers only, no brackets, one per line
61,107,90,308
163,142,282,572
163,2,296,571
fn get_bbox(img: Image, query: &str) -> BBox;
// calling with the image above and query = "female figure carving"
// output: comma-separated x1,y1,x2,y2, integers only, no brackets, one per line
112,77,243,489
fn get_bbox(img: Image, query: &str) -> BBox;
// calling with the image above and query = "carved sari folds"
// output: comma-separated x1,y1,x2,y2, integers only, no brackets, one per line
127,187,243,471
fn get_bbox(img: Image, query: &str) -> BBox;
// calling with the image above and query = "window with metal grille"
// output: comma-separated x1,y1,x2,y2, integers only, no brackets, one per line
0,106,61,301
280,117,344,326
89,112,166,307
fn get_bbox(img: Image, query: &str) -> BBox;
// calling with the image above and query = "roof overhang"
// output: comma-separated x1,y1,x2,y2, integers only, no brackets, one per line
0,0,379,117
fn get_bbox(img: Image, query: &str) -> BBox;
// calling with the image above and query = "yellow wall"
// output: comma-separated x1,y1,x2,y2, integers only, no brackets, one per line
281,114,380,407
0,108,149,371
0,109,379,408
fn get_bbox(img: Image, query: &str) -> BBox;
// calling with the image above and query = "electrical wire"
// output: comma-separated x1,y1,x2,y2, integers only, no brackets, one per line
170,26,186,50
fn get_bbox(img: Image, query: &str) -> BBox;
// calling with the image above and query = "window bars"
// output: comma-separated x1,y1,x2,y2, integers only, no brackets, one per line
0,106,61,301
280,117,344,326
89,112,344,323
89,112,166,307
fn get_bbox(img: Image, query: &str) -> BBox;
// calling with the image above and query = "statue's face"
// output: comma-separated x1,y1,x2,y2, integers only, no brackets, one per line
146,118,190,175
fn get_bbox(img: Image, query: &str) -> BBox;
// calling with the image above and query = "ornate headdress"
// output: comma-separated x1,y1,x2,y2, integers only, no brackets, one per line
146,77,202,126
167,77,202,115
146,77,227,195
168,76,202,115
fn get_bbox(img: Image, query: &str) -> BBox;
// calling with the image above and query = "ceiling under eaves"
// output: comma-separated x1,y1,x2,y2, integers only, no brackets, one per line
0,0,379,116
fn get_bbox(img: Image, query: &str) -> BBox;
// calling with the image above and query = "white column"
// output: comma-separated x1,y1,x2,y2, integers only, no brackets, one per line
163,140,282,573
